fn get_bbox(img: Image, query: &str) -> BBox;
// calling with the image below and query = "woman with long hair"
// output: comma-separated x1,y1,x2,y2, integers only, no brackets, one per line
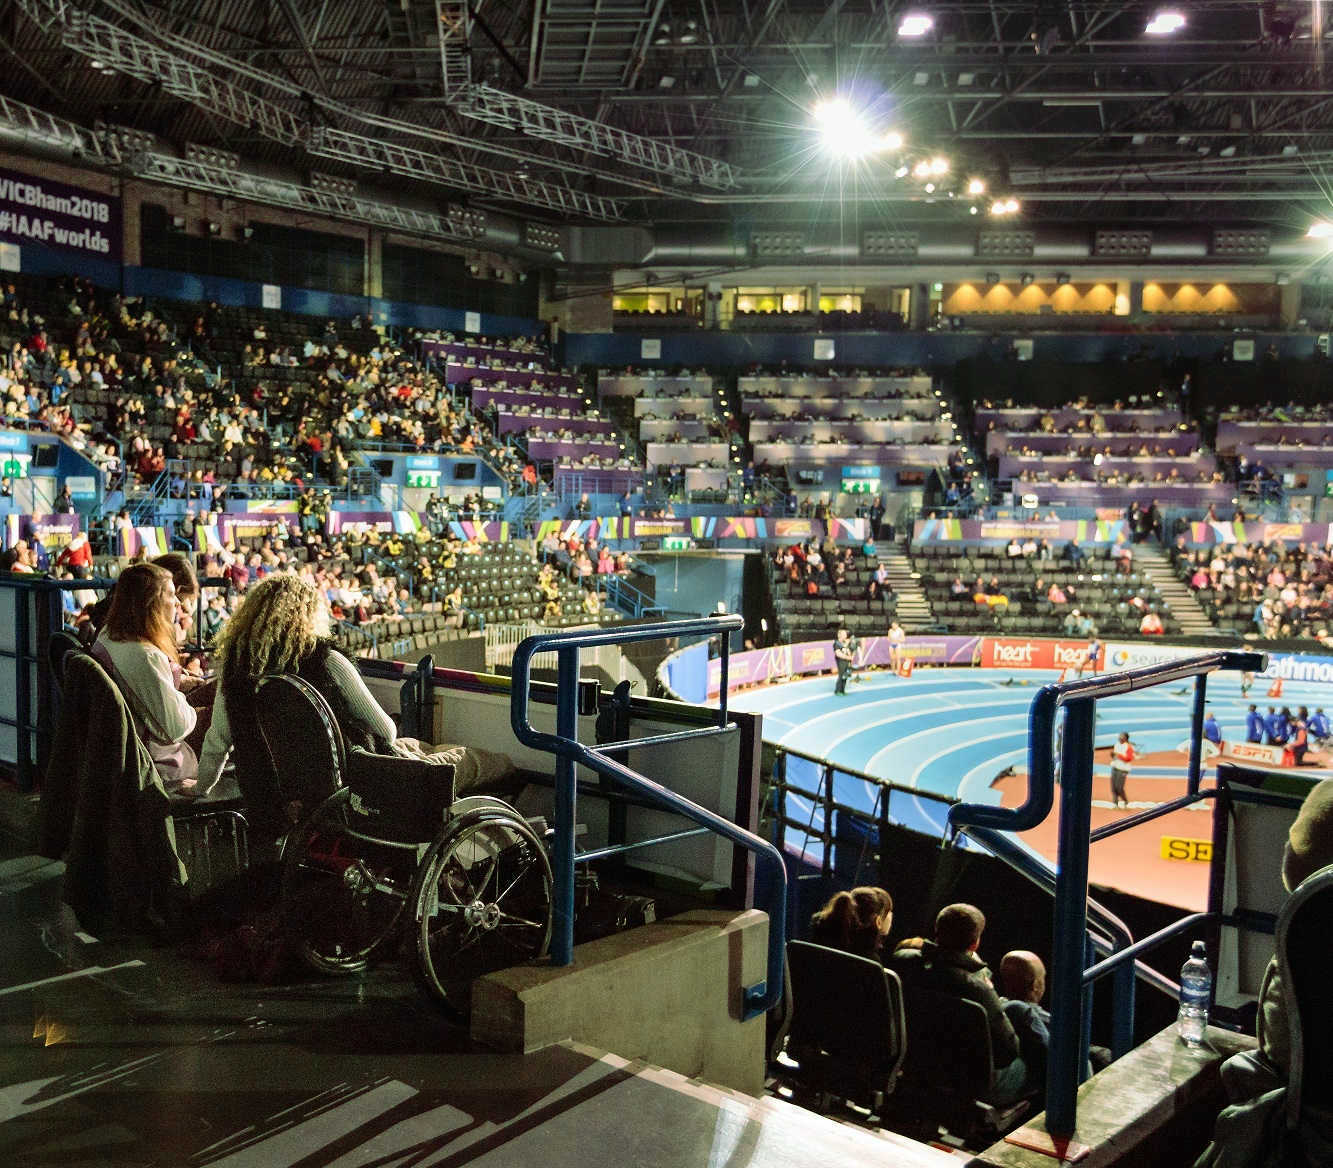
92,562,199,788
809,886,894,959
196,572,513,808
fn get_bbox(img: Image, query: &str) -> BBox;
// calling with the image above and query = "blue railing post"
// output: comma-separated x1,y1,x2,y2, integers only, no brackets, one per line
14,589,32,792
1187,673,1208,797
1111,951,1137,1058
509,616,787,1018
1046,696,1096,1136
552,644,581,966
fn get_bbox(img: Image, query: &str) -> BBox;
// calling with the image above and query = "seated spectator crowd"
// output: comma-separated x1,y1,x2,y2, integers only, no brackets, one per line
915,537,1174,638
1172,537,1333,640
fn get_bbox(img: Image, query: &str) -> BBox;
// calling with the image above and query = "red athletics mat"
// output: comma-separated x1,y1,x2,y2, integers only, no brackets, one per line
993,745,1331,911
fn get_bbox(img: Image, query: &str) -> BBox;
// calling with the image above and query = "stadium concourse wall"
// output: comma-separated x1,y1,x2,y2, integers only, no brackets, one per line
658,632,1333,704
912,517,1333,547
914,517,1129,543
536,515,870,546
3,238,542,338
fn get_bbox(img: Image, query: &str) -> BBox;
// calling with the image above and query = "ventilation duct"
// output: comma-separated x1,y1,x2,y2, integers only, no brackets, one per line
977,229,1036,258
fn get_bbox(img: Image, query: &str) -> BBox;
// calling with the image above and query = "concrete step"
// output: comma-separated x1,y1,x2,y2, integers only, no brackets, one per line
880,552,935,626
1134,544,1217,632
551,1044,961,1166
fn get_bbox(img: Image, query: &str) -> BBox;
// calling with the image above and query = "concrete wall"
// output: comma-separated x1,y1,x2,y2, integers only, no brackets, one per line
472,908,770,1096
564,328,1322,368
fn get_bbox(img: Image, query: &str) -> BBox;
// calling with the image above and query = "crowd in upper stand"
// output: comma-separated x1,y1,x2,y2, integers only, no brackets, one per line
14,271,1333,655
1,274,591,498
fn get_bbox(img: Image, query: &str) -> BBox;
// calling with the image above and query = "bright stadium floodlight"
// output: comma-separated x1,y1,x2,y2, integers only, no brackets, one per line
1145,9,1186,35
898,12,934,37
811,98,903,161
967,177,986,195
1308,222,1333,240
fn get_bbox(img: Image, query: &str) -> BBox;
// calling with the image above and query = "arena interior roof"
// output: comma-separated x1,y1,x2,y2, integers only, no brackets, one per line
3,1,1333,245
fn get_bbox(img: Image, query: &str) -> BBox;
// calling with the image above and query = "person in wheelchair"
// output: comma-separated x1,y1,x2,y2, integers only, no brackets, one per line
195,573,515,804
91,562,202,791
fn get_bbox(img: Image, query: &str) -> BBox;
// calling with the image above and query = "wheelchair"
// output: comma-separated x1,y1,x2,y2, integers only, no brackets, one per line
249,673,554,1017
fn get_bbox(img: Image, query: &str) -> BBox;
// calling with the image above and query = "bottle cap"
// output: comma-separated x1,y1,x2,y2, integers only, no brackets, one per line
1191,940,1207,957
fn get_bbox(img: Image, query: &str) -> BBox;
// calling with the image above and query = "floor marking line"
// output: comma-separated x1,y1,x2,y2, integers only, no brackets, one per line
0,960,146,998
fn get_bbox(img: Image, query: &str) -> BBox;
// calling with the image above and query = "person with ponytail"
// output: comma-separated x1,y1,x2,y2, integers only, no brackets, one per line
809,885,894,959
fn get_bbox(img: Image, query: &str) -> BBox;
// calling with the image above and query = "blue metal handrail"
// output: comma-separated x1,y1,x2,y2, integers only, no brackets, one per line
947,648,1266,1138
509,615,788,1020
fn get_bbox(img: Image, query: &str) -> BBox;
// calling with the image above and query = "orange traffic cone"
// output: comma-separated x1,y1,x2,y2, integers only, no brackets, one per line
1268,678,1283,699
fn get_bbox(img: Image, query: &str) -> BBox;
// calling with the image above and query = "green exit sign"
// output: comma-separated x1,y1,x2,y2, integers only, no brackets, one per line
842,478,879,494
1,453,31,479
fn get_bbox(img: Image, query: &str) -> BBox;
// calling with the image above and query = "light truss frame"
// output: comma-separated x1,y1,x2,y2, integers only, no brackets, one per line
14,0,626,220
0,91,519,248
436,0,472,96
133,152,483,247
456,83,737,189
75,0,736,192
0,90,119,165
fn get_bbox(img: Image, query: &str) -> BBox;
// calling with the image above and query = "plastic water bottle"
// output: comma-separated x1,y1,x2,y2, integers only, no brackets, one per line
1178,940,1211,1046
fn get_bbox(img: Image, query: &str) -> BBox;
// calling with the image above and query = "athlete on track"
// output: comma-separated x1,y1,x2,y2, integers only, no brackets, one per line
1109,732,1135,810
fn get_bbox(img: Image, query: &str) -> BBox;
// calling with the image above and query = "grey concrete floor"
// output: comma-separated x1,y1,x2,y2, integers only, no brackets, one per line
0,832,630,1168
0,782,953,1168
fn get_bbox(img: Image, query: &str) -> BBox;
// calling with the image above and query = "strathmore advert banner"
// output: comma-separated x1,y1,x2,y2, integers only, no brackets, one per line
0,166,121,262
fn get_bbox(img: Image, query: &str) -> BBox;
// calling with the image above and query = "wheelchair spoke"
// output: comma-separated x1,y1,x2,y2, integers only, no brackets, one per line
282,800,411,975
467,853,499,902
491,859,537,908
412,810,554,1018
496,913,545,930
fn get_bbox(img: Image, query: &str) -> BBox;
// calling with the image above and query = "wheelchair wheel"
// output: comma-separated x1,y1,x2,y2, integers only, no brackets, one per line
410,802,553,1017
282,789,417,974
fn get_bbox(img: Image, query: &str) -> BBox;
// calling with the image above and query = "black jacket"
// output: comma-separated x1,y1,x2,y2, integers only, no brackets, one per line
888,940,1021,1069
39,652,186,934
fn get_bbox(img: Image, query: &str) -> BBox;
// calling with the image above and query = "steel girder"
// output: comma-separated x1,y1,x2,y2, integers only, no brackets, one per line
133,152,482,245
455,83,737,189
13,0,626,220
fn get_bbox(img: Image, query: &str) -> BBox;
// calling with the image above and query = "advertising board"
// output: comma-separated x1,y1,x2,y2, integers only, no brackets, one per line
0,166,121,260
979,637,1098,671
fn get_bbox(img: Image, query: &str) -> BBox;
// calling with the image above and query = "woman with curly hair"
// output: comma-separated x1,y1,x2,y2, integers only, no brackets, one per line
196,572,513,815
809,885,895,960
92,561,199,788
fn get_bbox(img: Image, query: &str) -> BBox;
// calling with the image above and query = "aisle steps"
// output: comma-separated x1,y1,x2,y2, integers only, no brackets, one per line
1134,544,1217,636
881,549,935,629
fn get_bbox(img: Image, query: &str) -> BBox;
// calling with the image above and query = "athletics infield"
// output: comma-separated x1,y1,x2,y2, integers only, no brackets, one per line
725,664,1331,910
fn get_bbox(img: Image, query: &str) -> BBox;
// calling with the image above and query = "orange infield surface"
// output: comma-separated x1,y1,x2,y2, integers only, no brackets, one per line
994,745,1330,911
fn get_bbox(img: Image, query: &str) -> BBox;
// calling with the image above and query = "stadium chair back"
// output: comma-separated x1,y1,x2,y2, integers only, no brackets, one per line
898,986,994,1102
785,939,907,1106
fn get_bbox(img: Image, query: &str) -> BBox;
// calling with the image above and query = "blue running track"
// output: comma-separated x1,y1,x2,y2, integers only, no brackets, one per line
727,666,1332,858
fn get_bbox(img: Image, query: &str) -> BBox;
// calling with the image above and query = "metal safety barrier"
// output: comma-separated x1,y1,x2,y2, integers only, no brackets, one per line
510,615,788,1020
947,648,1266,1138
